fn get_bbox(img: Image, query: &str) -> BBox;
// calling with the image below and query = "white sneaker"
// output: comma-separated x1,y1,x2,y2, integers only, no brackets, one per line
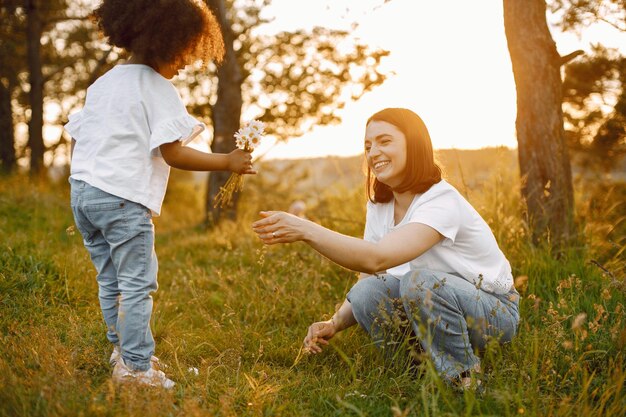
112,358,176,390
109,346,165,370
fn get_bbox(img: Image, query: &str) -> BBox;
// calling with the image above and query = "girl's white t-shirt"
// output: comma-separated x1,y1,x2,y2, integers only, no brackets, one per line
364,180,513,294
65,64,204,216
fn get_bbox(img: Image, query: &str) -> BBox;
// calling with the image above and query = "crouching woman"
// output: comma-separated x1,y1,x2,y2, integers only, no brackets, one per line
252,108,519,388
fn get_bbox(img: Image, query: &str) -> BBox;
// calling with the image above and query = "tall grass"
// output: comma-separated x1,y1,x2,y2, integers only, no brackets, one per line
0,163,624,417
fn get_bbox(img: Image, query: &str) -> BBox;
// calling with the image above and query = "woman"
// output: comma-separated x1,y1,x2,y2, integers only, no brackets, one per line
252,108,519,389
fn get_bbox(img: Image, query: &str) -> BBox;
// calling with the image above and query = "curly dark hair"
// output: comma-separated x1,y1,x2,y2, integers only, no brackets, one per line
93,0,224,69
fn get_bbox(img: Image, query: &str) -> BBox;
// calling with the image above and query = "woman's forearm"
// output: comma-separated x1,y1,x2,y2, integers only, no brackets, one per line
301,220,387,274
331,299,357,332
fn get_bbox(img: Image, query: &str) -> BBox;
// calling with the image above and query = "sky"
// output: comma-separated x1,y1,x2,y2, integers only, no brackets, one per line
236,0,626,160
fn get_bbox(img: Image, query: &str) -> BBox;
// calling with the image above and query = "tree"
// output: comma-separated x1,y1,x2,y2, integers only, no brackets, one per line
548,1,626,172
562,46,625,171
200,0,389,225
0,0,23,173
25,0,44,174
205,0,244,224
40,2,119,169
503,0,577,244
0,78,16,173
1,0,116,174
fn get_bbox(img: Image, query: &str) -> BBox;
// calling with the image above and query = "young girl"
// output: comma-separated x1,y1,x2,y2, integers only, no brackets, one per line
66,0,254,389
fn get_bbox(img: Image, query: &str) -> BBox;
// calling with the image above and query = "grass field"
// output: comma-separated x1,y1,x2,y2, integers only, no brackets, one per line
1,155,625,416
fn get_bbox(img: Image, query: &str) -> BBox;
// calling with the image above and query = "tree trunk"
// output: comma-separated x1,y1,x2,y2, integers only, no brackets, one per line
503,0,575,245
205,0,243,226
0,79,16,173
26,0,44,175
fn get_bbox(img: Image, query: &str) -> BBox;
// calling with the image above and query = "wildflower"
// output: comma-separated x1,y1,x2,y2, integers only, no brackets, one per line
593,303,607,323
246,120,265,134
572,313,587,331
526,293,541,311
214,120,266,208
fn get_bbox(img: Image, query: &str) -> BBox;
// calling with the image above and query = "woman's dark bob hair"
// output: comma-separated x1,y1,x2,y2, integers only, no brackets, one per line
93,0,225,70
366,108,442,203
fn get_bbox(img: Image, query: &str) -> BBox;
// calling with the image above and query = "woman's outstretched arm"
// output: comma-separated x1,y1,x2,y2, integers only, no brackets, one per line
252,211,442,274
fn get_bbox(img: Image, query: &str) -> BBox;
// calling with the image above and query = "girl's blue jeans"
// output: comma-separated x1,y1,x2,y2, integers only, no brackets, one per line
347,270,520,378
70,178,157,371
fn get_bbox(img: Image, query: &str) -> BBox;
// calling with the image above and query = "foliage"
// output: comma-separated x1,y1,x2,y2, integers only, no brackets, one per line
0,0,26,86
240,27,389,139
548,0,626,33
547,0,626,170
0,0,117,168
179,0,390,139
562,45,626,171
1,154,625,416
1,0,30,171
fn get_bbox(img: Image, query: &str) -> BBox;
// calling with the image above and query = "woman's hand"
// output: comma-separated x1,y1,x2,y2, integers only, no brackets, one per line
228,149,256,174
252,211,310,244
303,320,337,354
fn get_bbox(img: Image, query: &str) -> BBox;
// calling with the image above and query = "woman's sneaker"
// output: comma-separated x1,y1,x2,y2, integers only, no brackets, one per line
112,358,175,390
109,346,165,370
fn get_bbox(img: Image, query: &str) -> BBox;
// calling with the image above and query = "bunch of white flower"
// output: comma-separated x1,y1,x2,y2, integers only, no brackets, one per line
214,120,265,208
234,120,265,151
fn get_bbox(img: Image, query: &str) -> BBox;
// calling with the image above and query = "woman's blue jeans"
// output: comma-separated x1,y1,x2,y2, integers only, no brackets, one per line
70,179,157,371
347,270,520,378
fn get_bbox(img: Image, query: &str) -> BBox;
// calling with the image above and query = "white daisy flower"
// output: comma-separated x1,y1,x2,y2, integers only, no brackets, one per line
246,120,265,134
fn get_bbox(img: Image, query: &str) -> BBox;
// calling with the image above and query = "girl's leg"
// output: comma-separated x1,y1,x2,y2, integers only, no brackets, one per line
73,180,158,372
399,270,519,379
104,202,158,372
71,183,120,346
346,275,405,352
85,231,121,346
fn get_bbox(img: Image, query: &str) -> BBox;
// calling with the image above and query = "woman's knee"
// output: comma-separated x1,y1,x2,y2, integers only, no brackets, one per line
348,277,381,307
347,276,394,321
399,269,440,298
400,269,452,318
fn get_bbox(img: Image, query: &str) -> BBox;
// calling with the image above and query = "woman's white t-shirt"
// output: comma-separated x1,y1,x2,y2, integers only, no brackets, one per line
363,180,513,294
65,64,204,216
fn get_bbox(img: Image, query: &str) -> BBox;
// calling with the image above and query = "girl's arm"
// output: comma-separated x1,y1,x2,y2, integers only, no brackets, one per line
160,140,256,174
252,211,442,274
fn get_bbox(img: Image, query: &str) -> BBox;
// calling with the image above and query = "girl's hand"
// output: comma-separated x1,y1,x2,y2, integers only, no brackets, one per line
252,211,308,244
228,149,256,174
303,320,337,354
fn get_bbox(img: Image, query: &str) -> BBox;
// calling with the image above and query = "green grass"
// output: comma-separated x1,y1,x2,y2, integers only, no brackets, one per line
0,168,624,417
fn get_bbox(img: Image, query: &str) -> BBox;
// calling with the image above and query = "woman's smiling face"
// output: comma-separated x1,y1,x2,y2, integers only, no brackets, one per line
364,120,408,189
